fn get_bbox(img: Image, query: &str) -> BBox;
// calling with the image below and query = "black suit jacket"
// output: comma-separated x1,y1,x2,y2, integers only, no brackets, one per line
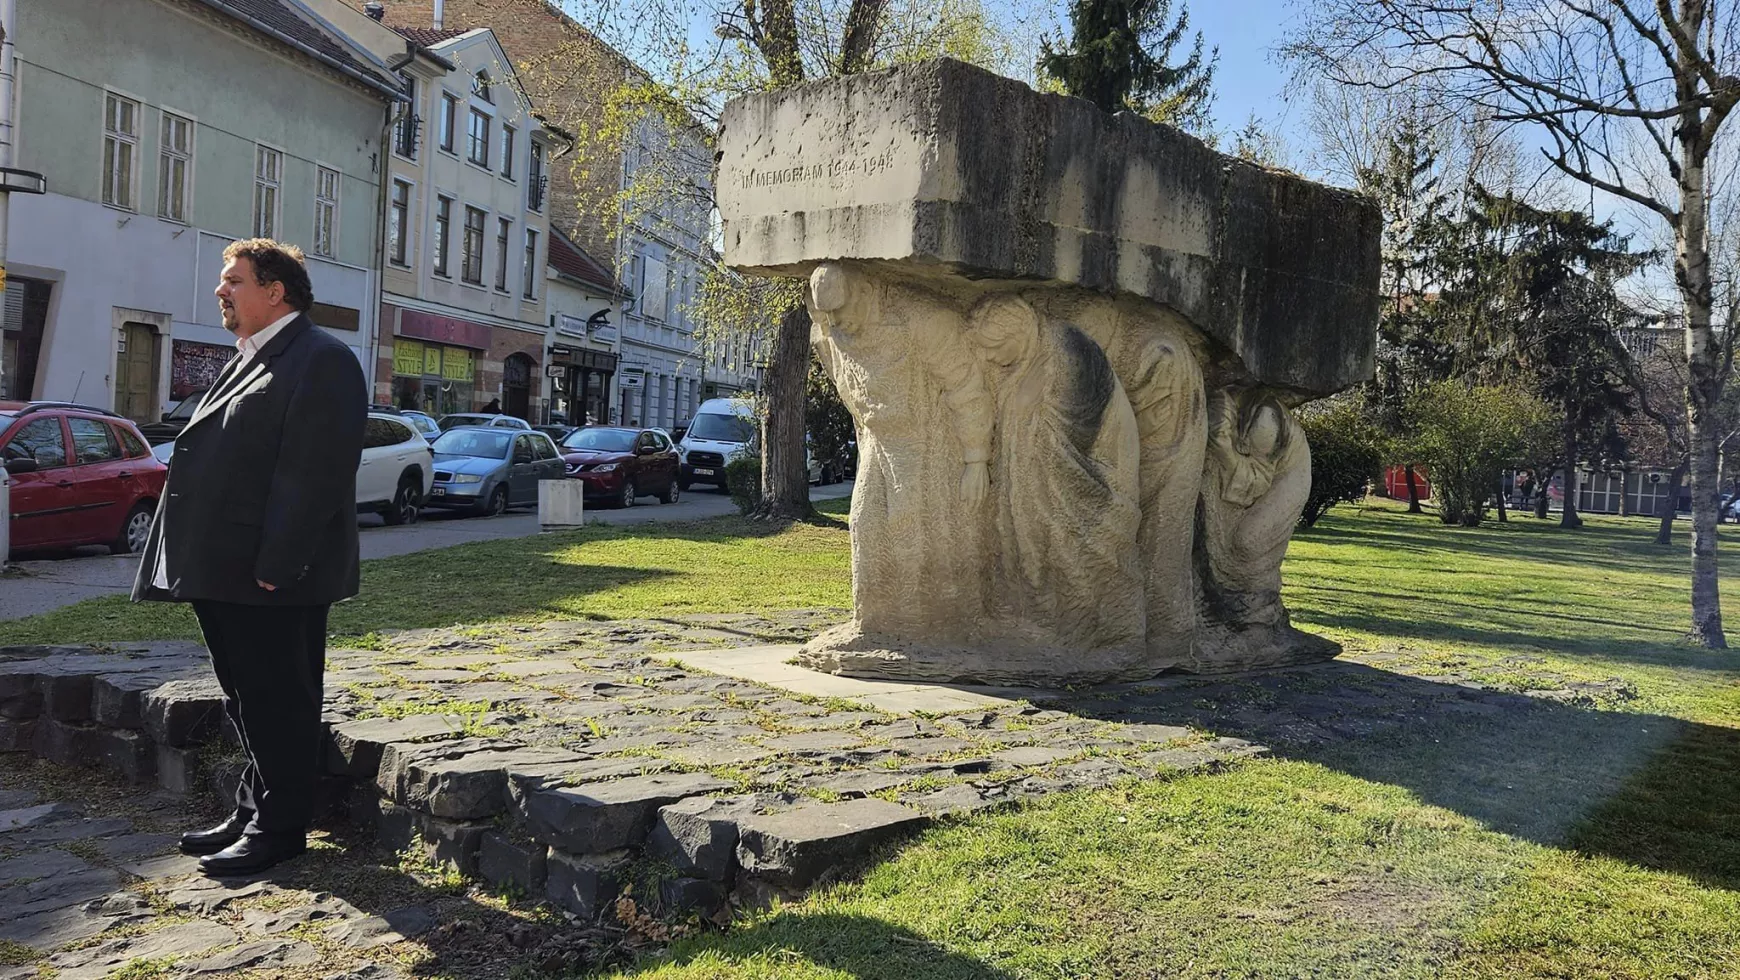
132,314,367,606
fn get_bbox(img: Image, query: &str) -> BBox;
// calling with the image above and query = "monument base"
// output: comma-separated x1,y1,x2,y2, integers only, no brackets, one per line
795,623,1167,688
795,621,1341,687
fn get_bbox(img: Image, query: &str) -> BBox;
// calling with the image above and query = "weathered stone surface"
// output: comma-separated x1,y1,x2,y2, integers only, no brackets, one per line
41,671,95,722
326,906,438,949
990,745,1082,769
523,773,734,854
48,920,236,980
161,877,268,914
155,745,201,794
0,892,153,951
0,802,76,832
239,895,359,934
718,59,1377,394
799,770,916,799
478,831,547,895
648,796,762,883
326,714,467,779
544,849,630,920
658,876,729,917
0,719,37,751
383,741,584,819
370,799,420,854
736,799,928,889
0,848,90,883
87,726,156,782
418,815,492,873
141,678,226,747
187,938,320,973
91,672,176,729
89,833,177,863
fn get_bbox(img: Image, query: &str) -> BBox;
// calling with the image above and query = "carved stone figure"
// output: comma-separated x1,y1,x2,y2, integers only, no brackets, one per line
967,294,1145,663
716,60,1381,686
1193,389,1335,670
801,264,996,659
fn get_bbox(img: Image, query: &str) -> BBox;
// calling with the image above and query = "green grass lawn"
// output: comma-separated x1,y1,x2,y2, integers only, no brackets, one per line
5,497,1740,978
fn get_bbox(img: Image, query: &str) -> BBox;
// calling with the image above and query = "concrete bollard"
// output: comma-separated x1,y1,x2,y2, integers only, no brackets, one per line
538,478,584,531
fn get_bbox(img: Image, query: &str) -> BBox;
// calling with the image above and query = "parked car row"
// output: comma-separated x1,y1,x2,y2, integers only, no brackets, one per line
6,392,858,557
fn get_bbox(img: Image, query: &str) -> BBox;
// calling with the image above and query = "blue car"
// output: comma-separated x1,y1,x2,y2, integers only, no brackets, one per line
425,427,566,516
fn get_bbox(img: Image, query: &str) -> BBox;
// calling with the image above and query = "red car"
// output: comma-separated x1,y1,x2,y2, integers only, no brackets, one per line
558,425,682,508
2,402,168,554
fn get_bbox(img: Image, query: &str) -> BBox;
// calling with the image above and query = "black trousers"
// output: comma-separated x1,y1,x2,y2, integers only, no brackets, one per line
191,600,328,835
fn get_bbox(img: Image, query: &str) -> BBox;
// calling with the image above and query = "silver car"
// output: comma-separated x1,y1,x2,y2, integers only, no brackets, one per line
425,427,565,516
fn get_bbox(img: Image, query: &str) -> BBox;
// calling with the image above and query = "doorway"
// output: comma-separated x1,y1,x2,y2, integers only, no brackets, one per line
115,322,160,422
503,352,533,420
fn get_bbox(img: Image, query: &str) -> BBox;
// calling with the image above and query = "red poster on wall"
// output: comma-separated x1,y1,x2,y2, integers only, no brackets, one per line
171,340,234,401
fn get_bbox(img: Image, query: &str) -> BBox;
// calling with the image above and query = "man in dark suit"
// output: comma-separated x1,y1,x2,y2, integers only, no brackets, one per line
133,239,366,876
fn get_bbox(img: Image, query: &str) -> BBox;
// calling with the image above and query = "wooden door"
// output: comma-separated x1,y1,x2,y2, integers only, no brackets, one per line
115,323,159,422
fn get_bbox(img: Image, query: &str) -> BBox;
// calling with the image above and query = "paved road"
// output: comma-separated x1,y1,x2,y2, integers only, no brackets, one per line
0,481,853,622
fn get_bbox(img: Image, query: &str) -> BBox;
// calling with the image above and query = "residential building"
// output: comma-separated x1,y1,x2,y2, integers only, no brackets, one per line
5,0,400,421
339,0,764,426
543,227,622,426
366,25,556,419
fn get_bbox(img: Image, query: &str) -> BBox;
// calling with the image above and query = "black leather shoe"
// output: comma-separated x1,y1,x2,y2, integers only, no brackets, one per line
178,812,252,856
197,832,305,877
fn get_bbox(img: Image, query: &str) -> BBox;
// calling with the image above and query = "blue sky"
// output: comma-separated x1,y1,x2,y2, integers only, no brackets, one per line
1170,0,1301,142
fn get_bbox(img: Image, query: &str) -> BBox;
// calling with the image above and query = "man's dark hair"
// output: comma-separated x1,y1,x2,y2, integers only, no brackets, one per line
223,238,314,312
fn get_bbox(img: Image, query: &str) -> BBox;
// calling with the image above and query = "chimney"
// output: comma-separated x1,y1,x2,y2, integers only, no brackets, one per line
433,0,443,29
363,2,384,20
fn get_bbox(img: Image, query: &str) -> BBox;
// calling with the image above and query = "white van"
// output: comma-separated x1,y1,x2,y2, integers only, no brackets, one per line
680,397,756,490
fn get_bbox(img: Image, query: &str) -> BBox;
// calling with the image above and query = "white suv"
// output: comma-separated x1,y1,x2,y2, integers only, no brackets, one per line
359,412,435,525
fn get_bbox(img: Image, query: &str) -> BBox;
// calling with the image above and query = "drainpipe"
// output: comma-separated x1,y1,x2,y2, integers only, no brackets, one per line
433,0,444,30
0,0,16,566
368,43,417,405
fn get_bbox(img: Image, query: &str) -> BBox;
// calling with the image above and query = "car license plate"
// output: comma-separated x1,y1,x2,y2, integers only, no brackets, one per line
430,488,445,496
693,468,714,477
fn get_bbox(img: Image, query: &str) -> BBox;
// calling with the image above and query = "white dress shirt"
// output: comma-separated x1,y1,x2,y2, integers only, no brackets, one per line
235,310,299,367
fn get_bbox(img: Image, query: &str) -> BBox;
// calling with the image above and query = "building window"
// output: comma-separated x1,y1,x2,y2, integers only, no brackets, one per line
461,205,486,284
523,229,539,299
253,145,282,238
391,338,476,416
313,166,340,257
433,195,453,277
500,125,516,179
495,217,512,291
528,142,545,212
157,112,192,222
102,93,139,210
467,109,490,168
389,179,411,267
472,70,492,103
394,76,420,158
438,93,458,153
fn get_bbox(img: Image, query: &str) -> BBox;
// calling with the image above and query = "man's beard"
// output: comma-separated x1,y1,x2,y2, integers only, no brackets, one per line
220,305,239,333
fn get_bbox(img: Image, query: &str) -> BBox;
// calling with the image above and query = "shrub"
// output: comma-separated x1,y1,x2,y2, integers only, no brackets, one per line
1298,399,1383,527
1405,381,1555,526
725,454,761,515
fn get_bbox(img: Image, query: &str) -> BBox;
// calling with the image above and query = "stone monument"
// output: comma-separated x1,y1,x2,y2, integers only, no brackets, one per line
716,59,1380,687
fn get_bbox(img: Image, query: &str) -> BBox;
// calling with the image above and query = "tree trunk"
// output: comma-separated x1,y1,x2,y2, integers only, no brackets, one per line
1534,463,1554,519
1618,468,1633,517
1677,71,1726,648
1495,481,1508,523
752,303,815,521
1560,421,1582,529
1657,461,1688,546
1404,465,1423,513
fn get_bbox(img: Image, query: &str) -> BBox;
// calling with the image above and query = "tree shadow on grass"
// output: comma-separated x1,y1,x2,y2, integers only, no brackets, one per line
606,912,1018,980
1051,661,1740,891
